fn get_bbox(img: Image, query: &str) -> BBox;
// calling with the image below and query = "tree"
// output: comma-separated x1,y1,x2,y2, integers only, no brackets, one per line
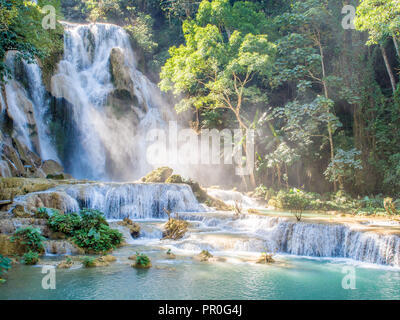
355,0,400,93
0,0,64,82
160,0,275,188
272,0,342,191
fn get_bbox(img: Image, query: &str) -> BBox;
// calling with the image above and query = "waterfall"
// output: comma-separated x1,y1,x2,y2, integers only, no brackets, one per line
51,23,173,180
14,182,204,219
23,62,59,161
62,183,204,219
2,51,58,161
179,213,400,267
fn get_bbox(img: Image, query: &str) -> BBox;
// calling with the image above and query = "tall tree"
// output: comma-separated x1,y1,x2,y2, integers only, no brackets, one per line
160,0,275,188
355,0,400,93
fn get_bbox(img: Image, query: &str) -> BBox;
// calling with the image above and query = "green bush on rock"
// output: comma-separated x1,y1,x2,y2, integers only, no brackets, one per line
22,251,39,265
132,252,152,269
48,209,123,253
11,226,46,253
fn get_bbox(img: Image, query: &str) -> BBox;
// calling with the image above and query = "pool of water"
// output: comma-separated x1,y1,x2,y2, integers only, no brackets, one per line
1,245,399,300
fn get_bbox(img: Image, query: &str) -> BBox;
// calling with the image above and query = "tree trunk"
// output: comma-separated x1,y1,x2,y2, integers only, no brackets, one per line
393,35,400,58
381,45,397,94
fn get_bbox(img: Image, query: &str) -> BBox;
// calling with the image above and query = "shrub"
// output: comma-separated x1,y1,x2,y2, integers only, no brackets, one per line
11,226,46,253
35,207,59,219
273,189,310,221
48,209,122,253
135,252,151,268
22,251,39,265
80,209,108,229
81,256,96,268
0,254,12,283
48,211,81,236
72,224,123,253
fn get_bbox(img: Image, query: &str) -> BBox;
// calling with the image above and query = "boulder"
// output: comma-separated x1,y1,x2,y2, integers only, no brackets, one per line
117,218,140,238
0,177,59,200
194,250,213,262
0,234,25,256
162,218,189,240
165,174,184,184
141,167,173,183
256,253,275,264
41,160,64,176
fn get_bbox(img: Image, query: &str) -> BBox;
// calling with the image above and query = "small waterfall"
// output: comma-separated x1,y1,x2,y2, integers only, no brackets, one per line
51,23,173,180
206,188,263,208
179,213,400,267
62,183,204,219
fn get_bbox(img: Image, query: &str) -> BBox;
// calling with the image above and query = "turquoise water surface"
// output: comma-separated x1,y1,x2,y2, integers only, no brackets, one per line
1,245,399,300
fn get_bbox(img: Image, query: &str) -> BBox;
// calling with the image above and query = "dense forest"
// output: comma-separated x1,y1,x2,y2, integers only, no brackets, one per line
1,0,400,198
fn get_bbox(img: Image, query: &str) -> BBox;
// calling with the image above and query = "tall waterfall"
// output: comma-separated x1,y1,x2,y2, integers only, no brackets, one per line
51,23,173,180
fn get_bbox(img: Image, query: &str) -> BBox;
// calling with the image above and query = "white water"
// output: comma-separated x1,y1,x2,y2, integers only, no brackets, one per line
23,62,59,161
2,51,58,160
206,188,263,208
51,23,173,180
173,212,400,267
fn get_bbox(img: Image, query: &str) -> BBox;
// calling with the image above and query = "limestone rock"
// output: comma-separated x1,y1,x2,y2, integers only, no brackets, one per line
0,234,25,256
162,218,189,240
141,167,173,183
117,218,141,238
41,160,64,176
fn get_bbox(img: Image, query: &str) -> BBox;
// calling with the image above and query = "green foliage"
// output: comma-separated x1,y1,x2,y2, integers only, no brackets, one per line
48,211,82,236
135,252,151,267
22,251,39,265
35,207,59,219
72,224,123,253
355,0,400,46
0,254,11,283
324,148,363,190
48,209,122,253
160,0,275,124
11,226,45,253
81,256,96,268
0,0,64,82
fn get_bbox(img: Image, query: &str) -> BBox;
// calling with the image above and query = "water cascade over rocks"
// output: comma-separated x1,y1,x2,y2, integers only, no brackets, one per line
176,212,400,267
51,23,173,180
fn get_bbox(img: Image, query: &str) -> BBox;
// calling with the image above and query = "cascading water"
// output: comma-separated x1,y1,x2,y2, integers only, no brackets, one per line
23,61,59,161
2,51,58,161
176,212,400,267
51,22,173,180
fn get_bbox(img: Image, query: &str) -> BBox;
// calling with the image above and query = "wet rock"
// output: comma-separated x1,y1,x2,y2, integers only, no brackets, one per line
117,218,140,238
41,160,64,176
43,240,85,255
162,218,188,240
194,250,213,262
256,253,275,264
130,253,152,269
0,177,59,201
0,234,25,256
83,255,117,267
165,174,184,184
141,167,173,183
165,249,176,259
57,257,74,269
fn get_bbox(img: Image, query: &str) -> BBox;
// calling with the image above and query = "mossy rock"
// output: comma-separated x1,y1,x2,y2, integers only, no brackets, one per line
162,218,189,240
0,234,26,256
195,250,213,262
82,255,116,268
141,167,173,183
256,253,275,264
0,178,59,200
165,174,184,184
117,218,140,238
